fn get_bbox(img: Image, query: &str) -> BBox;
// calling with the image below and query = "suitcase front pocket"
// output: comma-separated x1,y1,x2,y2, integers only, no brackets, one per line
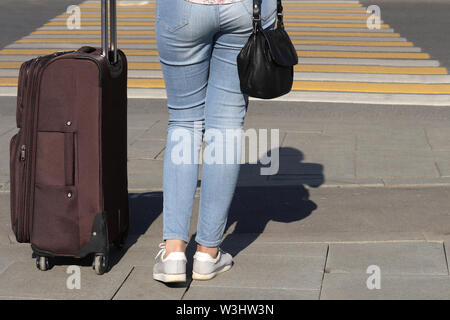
35,132,76,187
32,184,79,255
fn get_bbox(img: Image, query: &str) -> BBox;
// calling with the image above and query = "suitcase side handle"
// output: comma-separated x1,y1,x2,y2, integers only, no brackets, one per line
101,0,118,64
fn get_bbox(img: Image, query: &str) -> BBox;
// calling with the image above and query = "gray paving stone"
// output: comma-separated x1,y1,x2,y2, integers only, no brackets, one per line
433,151,450,177
128,140,166,160
269,152,352,183
0,127,16,138
155,149,165,160
270,153,325,176
382,176,450,186
128,159,163,174
0,135,15,158
127,160,163,191
310,153,354,182
282,132,355,154
222,231,426,244
114,247,156,267
136,120,168,141
321,273,450,300
355,127,430,152
356,150,439,179
113,266,186,300
0,129,15,141
244,119,324,133
424,127,450,151
136,235,328,261
128,172,163,191
7,231,18,245
128,128,148,146
225,186,450,236
184,286,319,300
0,125,19,135
0,193,12,245
0,245,32,275
0,151,11,177
0,181,9,194
131,234,167,249
326,242,448,275
128,115,156,129
220,240,328,259
241,129,278,154
444,242,450,273
0,118,16,128
319,177,383,187
190,254,325,291
266,175,324,188
283,129,323,135
423,232,450,242
0,261,133,300
323,124,372,137
0,226,11,246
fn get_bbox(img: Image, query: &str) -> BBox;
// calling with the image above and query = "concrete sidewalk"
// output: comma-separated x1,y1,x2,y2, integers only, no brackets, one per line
1,98,450,299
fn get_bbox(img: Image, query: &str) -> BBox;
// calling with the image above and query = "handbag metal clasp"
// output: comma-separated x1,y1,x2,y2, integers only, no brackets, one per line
252,17,261,33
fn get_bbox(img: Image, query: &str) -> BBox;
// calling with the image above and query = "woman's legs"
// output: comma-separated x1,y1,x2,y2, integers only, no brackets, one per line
194,2,277,250
157,0,276,257
156,0,216,251
194,32,249,248
194,4,257,249
162,101,205,245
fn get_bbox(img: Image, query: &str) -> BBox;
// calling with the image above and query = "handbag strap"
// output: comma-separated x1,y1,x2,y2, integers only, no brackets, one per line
252,0,284,31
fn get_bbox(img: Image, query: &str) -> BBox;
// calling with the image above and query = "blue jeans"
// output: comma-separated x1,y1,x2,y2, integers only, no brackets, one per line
156,0,277,247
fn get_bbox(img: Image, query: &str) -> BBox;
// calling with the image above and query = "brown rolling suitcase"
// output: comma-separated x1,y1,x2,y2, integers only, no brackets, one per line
9,0,129,274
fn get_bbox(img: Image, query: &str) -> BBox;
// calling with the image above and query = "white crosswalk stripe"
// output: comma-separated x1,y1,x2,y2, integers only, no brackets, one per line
0,0,449,105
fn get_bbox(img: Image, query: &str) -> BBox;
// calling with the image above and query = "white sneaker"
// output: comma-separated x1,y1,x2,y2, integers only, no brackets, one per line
153,243,187,283
192,248,233,281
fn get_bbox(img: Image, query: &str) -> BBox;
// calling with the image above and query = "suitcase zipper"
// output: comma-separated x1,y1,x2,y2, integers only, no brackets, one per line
23,57,46,241
21,53,69,241
16,60,32,129
20,145,26,161
9,134,18,235
18,57,39,241
16,142,27,240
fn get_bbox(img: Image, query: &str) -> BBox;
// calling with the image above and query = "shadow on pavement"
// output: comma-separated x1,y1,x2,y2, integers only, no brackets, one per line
207,147,323,257
108,191,163,270
111,147,324,272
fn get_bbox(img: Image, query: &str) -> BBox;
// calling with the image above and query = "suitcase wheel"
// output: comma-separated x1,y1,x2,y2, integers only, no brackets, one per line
92,254,108,275
35,256,51,271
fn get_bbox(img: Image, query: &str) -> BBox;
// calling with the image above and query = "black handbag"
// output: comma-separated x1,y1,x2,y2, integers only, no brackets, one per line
237,0,298,99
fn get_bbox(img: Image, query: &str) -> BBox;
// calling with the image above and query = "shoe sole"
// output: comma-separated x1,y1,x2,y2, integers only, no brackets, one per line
192,264,232,281
153,273,186,283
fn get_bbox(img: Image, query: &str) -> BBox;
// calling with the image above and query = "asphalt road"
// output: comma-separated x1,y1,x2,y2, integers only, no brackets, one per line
361,0,450,70
0,0,85,50
0,0,449,104
1,0,450,70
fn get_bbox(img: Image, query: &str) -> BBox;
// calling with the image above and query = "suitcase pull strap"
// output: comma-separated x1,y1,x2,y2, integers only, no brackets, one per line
101,0,118,64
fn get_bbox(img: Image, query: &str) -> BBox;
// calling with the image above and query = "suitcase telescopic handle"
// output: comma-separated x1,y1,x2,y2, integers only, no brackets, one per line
101,0,118,64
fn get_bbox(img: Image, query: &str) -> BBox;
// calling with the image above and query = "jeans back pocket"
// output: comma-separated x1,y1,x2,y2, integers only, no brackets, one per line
156,0,192,33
